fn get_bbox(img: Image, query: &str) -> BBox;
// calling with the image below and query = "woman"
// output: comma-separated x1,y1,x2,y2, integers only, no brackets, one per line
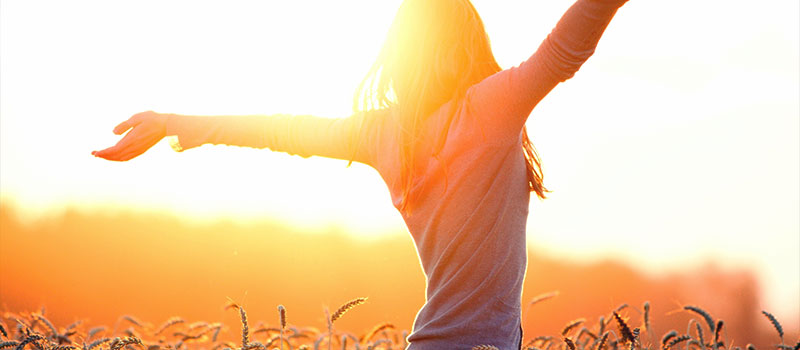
93,0,629,348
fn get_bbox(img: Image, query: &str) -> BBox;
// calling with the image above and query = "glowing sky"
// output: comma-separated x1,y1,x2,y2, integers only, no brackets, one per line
1,0,798,322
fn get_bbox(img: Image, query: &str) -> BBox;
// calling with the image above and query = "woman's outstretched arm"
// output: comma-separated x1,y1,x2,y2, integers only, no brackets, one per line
468,0,629,138
92,111,377,164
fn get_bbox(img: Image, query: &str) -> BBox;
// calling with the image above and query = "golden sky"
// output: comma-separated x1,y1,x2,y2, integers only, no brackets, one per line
1,0,798,322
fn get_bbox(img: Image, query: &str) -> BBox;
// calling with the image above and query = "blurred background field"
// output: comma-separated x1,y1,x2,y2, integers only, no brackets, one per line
1,204,795,347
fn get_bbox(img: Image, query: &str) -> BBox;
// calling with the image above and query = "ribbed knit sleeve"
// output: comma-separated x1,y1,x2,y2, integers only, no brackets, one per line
165,112,378,166
466,0,628,139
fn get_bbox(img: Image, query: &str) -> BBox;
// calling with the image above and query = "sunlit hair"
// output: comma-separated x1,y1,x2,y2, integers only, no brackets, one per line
353,0,548,211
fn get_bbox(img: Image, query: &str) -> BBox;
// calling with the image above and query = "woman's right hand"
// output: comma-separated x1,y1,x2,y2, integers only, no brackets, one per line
92,111,167,161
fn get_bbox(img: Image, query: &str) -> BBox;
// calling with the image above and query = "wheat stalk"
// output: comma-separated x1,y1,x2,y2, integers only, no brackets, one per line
564,338,577,350
327,298,366,350
695,323,706,350
598,316,606,337
289,333,312,343
363,323,394,344
86,337,111,350
368,339,391,350
525,336,553,349
612,312,634,344
29,315,55,339
243,341,265,350
577,327,598,343
210,324,222,343
530,291,560,306
155,318,185,337
238,307,249,349
713,320,724,350
683,306,715,334
761,310,783,345
661,331,678,349
86,327,106,342
0,341,19,350
330,298,367,323
665,335,691,350
595,331,610,350
109,336,143,350
51,345,77,350
186,322,208,333
277,305,286,350
14,334,43,350
471,345,499,350
562,319,586,336
121,316,146,330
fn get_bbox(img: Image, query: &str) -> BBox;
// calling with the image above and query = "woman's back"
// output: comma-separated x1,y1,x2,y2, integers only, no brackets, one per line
369,96,531,349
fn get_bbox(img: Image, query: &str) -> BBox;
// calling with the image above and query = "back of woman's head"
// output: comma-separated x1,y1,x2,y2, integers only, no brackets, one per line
354,0,548,211
355,0,500,118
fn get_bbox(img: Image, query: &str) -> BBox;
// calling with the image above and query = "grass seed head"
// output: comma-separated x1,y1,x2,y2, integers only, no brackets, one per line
761,310,784,339
0,341,19,350
51,346,77,350
664,335,691,349
121,316,145,330
577,327,597,342
330,298,367,323
528,291,559,308
30,314,55,338
595,331,609,350
364,323,394,344
155,318,184,336
109,336,142,350
612,311,634,344
239,307,249,348
471,345,499,350
683,306,716,334
14,334,44,350
695,323,705,350
87,338,111,350
661,331,678,347
564,338,576,350
277,305,286,330
562,319,586,336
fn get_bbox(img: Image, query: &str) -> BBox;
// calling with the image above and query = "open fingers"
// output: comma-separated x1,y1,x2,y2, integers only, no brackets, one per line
112,111,154,135
92,130,137,161
94,121,163,161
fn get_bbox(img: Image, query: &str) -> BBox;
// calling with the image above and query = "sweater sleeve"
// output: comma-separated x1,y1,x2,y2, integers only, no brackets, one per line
466,0,627,139
165,112,378,166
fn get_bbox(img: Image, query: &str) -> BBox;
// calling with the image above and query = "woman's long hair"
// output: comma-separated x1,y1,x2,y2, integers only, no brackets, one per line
353,0,547,212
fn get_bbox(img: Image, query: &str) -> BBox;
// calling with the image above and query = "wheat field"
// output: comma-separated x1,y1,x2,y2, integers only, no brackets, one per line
0,294,793,350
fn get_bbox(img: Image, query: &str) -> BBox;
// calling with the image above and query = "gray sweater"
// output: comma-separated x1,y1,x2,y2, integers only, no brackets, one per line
166,0,627,348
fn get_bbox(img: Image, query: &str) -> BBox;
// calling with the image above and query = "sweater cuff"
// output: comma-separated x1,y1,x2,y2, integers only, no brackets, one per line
164,113,193,152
